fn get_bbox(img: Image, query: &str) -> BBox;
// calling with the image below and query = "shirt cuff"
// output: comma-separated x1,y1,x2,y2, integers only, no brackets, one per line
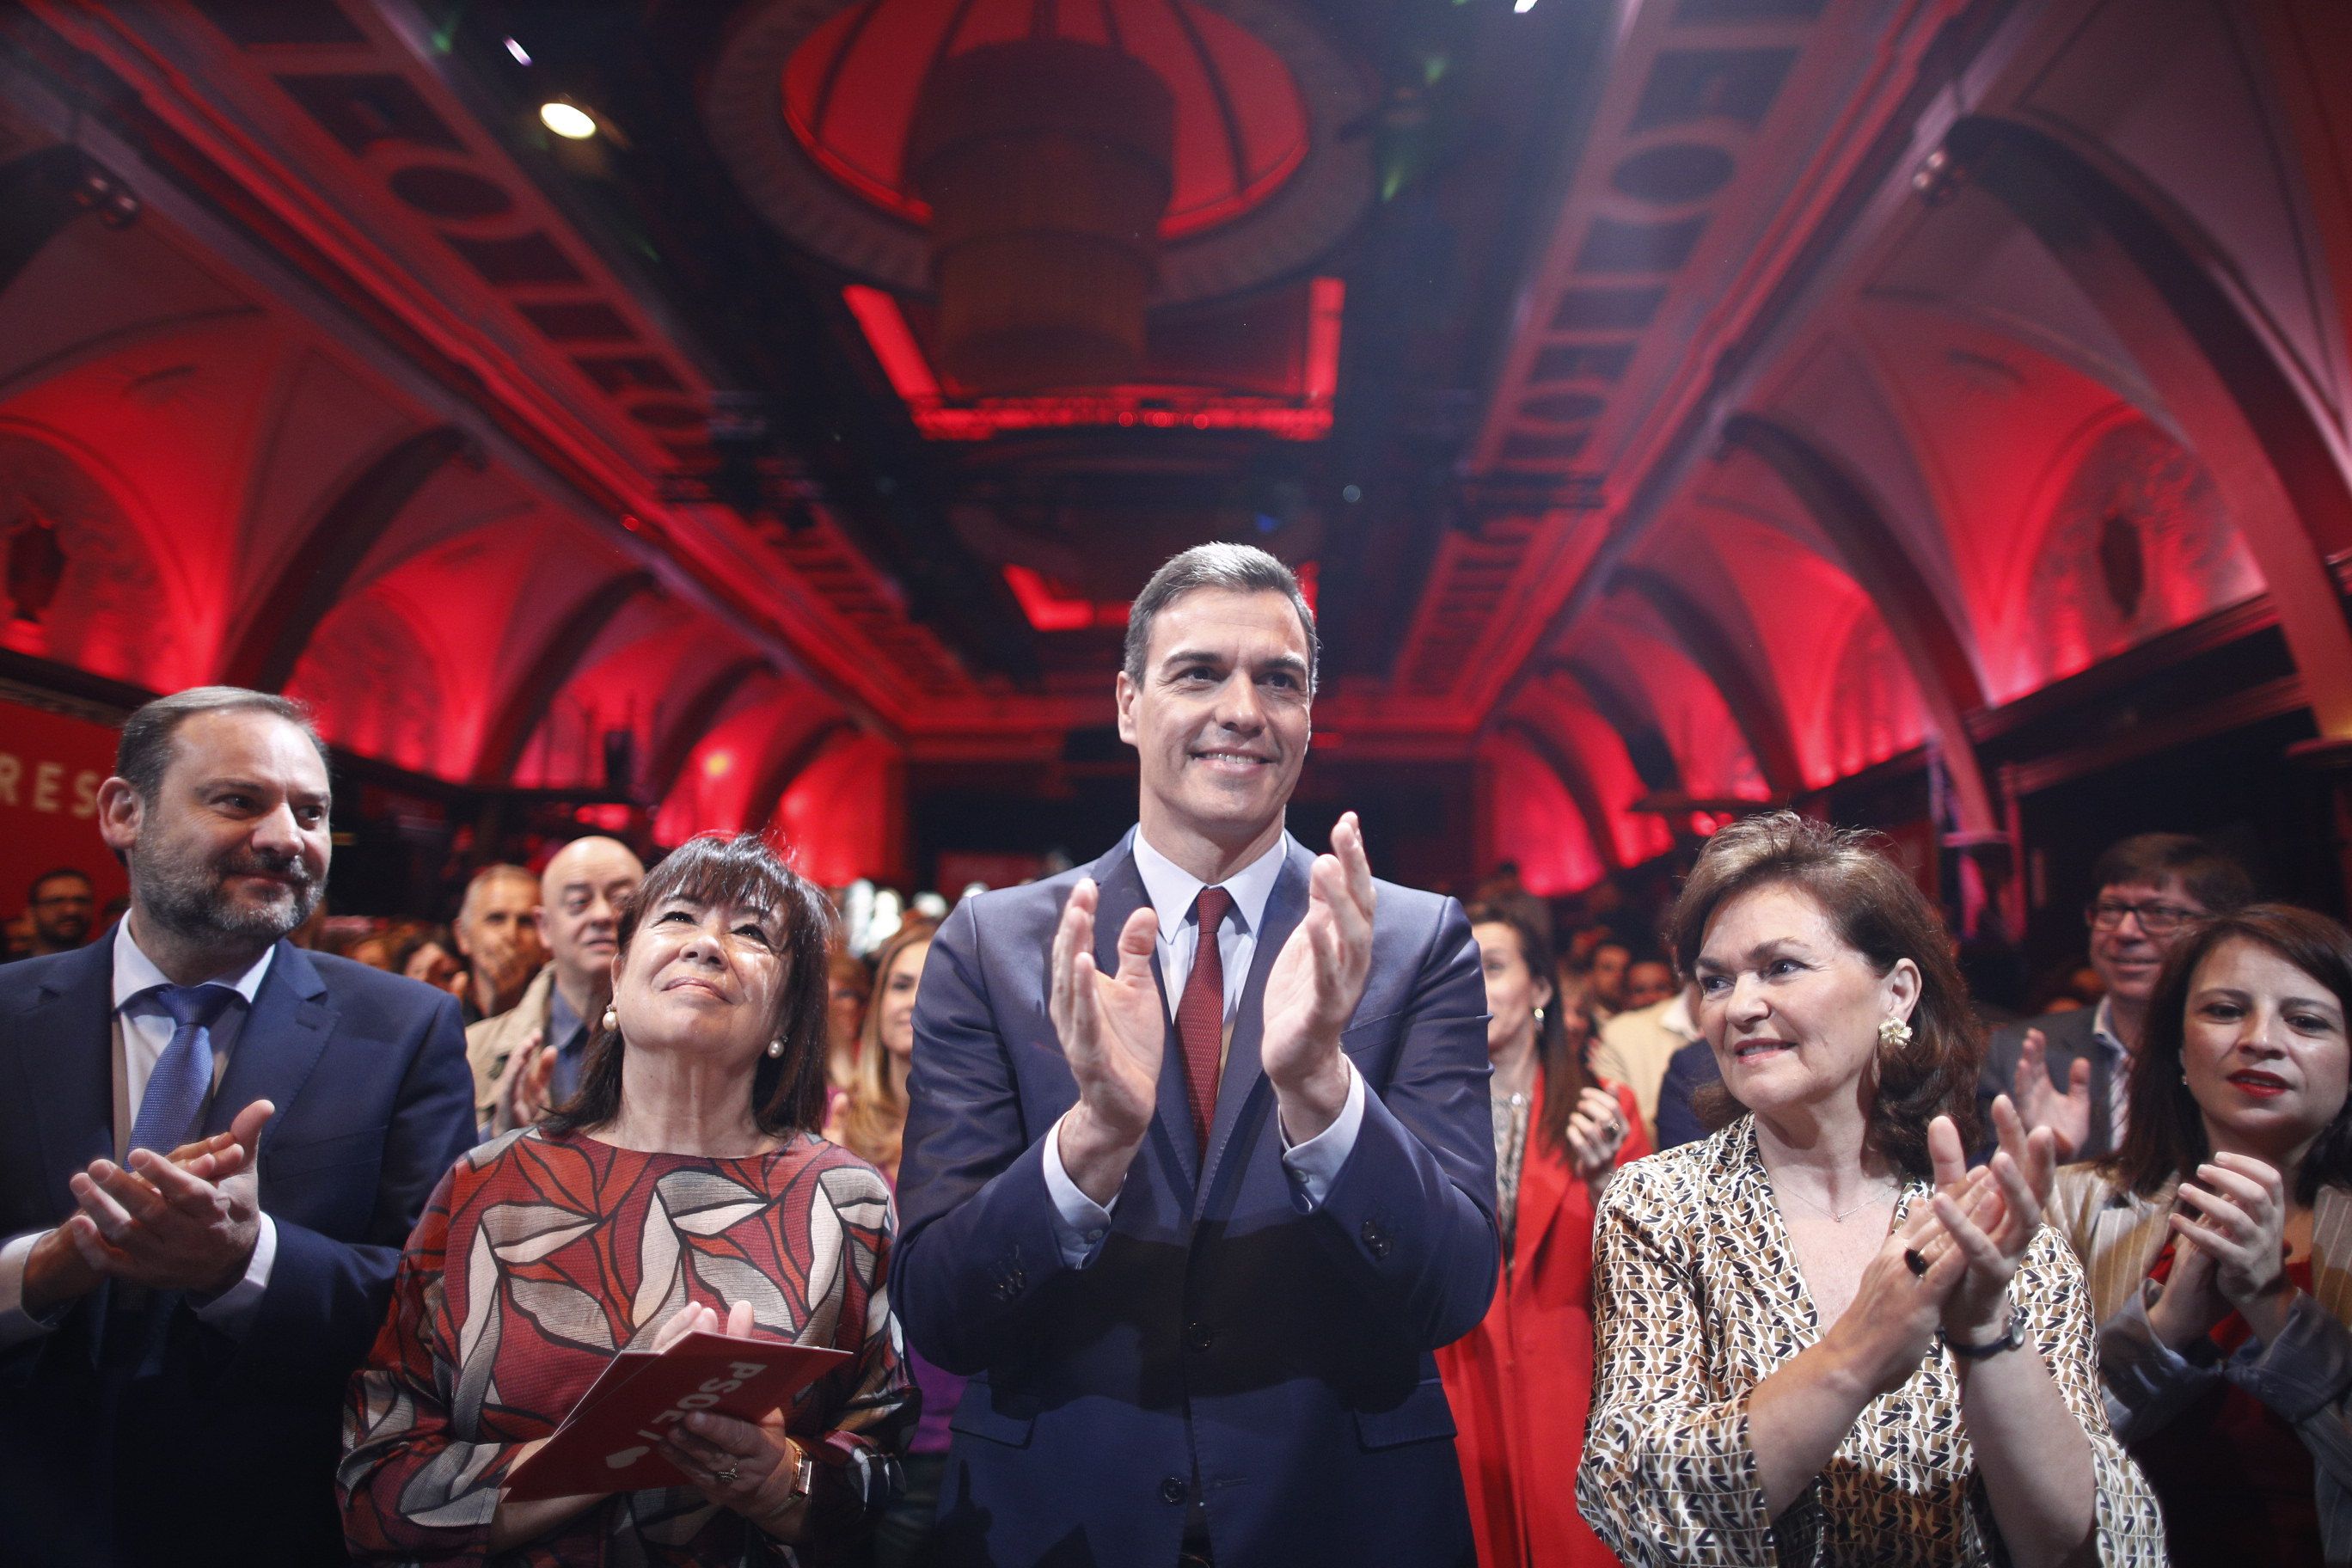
1280,1058,1365,1211
1040,1115,1116,1269
190,1212,277,1338
0,1230,65,1350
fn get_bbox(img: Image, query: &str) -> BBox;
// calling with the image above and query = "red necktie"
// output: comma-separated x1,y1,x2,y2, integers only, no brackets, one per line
1176,886,1233,1155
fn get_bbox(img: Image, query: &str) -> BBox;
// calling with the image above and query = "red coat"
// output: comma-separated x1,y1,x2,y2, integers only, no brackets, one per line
1437,1072,1647,1568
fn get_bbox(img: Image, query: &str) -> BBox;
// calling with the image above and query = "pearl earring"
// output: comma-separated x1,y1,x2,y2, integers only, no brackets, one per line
767,1040,784,1058
1533,1005,1547,1025
1877,1018,1914,1049
601,1005,618,1032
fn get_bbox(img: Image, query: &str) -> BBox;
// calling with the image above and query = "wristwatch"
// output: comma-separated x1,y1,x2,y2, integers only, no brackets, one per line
784,1443,816,1501
1942,1312,2025,1361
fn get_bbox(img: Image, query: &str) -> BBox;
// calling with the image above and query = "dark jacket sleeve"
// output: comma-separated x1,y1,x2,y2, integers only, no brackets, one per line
1301,896,1499,1350
1653,1041,1718,1152
234,989,476,1392
889,898,1083,1376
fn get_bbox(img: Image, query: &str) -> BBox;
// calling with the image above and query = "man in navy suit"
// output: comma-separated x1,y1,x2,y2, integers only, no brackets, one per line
892,545,1498,1567
0,687,476,1565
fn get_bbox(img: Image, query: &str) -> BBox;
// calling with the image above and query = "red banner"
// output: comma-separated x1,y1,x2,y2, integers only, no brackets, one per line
0,693,126,927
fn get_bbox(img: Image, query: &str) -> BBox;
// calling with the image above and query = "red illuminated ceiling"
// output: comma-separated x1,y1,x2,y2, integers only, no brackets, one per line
842,278,1341,438
784,0,1308,241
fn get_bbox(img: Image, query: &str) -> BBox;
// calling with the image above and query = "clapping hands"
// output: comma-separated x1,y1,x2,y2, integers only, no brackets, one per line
1821,1095,2054,1394
2012,1029,2093,1160
1050,875,1170,1204
1926,1094,2061,1344
2151,1151,2294,1345
28,1098,275,1313
1261,812,1377,1139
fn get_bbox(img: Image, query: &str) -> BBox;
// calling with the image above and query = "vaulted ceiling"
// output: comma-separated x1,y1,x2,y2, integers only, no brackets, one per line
3,0,2349,893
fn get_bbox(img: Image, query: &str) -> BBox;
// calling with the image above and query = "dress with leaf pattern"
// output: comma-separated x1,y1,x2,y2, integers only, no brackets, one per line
340,1127,910,1566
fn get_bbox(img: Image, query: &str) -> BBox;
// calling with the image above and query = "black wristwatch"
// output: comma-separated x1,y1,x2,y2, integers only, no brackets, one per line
1942,1311,2025,1361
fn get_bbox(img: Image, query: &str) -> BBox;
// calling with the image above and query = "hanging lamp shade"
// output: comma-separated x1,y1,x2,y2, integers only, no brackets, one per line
904,38,1175,393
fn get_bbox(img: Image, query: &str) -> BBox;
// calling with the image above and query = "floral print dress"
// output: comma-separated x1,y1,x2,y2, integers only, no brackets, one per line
1575,1118,2169,1566
341,1128,911,1566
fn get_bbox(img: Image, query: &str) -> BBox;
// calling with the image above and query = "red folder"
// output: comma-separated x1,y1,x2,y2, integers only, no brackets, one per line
504,1332,850,1500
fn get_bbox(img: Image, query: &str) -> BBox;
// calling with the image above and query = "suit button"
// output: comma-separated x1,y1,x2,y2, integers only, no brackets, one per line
1361,1220,1392,1259
1160,1476,1188,1505
1185,1321,1216,1353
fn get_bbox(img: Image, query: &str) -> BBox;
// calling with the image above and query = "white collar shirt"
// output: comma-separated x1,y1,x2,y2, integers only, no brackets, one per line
113,917,276,1130
1130,829,1289,1024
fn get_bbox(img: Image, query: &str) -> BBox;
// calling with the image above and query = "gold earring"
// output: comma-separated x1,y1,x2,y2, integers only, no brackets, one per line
1877,1018,1913,1049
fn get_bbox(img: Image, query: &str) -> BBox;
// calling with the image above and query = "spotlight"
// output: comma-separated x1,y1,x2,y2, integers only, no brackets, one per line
1514,0,1539,11
1912,146,1963,207
71,167,141,228
504,36,531,66
539,101,597,139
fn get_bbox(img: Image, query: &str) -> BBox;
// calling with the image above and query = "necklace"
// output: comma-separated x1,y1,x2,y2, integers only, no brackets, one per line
1779,1179,1896,1224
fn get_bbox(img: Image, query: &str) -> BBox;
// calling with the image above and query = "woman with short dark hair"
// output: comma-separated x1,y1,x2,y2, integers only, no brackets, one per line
341,833,910,1565
1577,812,2164,1567
2051,903,2352,1565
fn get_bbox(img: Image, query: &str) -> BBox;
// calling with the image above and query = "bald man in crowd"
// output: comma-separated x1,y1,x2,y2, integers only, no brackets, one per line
450,862,544,1025
464,836,645,1134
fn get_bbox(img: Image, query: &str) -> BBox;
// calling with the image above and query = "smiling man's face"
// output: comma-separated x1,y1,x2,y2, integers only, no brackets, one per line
1117,586,1313,867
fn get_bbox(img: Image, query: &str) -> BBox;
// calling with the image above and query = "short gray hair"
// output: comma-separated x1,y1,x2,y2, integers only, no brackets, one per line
1121,544,1320,692
116,686,328,802
458,863,540,924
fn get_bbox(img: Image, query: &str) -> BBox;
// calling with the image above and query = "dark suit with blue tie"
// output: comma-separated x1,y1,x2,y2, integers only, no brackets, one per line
0,934,476,1566
891,831,1498,1567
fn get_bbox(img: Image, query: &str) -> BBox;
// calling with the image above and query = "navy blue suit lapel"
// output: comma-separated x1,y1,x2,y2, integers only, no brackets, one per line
1087,834,1199,1193
1197,836,1314,1210
17,936,119,1207
209,940,333,1144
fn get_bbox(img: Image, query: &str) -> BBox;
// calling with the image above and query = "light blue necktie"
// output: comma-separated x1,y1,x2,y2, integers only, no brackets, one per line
126,984,234,1155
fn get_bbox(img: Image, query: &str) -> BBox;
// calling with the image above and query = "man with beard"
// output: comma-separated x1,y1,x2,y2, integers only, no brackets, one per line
894,545,1496,1567
465,834,645,1133
0,687,476,1566
23,868,97,957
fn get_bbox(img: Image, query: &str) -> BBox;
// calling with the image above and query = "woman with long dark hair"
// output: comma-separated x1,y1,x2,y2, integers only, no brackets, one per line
1436,902,1643,1567
341,834,911,1564
2051,903,2352,1565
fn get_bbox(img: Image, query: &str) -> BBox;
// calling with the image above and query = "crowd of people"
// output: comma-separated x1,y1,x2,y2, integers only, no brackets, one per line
0,542,2346,1567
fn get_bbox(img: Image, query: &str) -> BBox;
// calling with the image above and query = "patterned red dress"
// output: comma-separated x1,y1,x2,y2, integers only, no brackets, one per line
340,1127,911,1566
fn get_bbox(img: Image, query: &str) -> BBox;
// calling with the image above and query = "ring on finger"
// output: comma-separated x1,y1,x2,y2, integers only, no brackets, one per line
1903,1246,1930,1277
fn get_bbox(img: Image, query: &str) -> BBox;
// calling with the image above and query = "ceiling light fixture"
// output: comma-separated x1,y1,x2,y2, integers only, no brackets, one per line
1515,0,1539,11
540,101,597,139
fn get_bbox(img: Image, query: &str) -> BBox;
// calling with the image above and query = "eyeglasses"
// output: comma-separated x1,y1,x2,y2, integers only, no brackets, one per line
2085,899,2202,937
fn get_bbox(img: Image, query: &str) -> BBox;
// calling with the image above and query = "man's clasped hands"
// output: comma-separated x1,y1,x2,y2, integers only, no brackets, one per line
21,1097,275,1319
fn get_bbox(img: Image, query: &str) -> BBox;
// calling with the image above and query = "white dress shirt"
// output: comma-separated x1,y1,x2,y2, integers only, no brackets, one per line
0,922,281,1348
1040,830,1367,1263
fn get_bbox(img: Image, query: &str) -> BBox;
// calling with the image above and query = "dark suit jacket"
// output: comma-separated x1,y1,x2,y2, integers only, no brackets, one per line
1976,1004,2116,1161
0,934,477,1567
891,831,1498,1568
1654,1038,1723,1153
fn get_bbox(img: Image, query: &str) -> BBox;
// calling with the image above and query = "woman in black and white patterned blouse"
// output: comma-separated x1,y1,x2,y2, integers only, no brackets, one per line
1577,812,2165,1567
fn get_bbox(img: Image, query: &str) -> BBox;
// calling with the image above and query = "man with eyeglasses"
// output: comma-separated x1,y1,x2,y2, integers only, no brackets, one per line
1975,832,2252,1160
22,869,96,957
